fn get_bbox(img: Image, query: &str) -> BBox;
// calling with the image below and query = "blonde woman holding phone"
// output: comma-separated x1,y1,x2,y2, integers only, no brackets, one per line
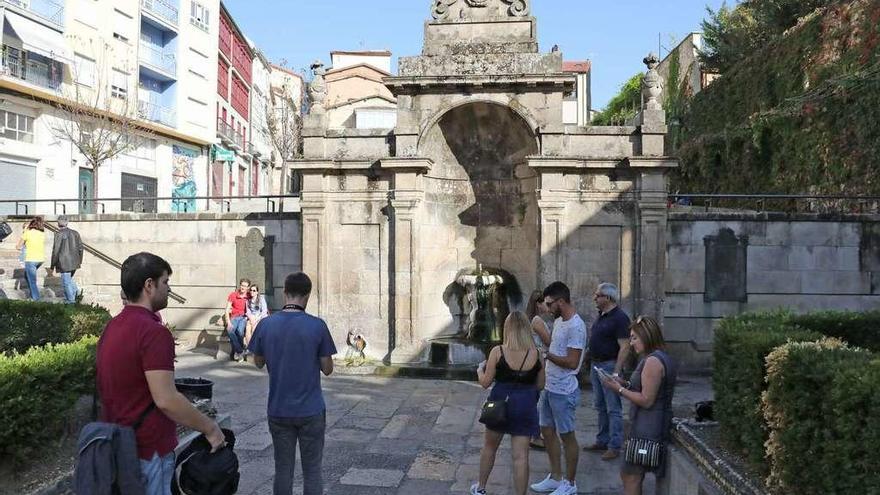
471,311,545,495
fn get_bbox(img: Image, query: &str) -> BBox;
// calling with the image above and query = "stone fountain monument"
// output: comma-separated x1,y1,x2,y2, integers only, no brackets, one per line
293,0,676,366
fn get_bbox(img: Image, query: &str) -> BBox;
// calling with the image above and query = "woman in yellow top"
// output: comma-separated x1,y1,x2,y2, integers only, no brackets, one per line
16,217,46,300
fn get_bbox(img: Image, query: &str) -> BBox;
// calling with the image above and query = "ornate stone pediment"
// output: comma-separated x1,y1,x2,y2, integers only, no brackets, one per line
432,0,530,20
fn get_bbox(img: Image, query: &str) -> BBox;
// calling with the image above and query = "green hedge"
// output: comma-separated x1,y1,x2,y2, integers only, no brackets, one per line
713,312,822,470
0,336,98,465
763,339,877,494
0,300,110,354
789,310,880,353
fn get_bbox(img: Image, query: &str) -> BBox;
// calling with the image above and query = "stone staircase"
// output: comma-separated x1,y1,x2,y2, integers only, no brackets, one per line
0,241,65,302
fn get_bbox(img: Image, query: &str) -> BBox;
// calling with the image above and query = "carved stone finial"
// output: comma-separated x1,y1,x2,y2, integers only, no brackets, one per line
502,0,530,16
432,0,458,19
642,52,663,111
308,60,327,114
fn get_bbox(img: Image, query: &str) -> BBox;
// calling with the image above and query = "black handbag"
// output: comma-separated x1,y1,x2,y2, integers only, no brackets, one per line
623,437,663,468
478,348,530,427
478,396,508,427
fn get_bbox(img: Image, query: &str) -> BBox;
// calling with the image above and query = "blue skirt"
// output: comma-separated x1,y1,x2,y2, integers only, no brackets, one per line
485,382,540,437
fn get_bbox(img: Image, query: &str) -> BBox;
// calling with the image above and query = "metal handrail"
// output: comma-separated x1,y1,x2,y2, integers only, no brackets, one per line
42,223,187,304
0,194,300,215
668,193,880,213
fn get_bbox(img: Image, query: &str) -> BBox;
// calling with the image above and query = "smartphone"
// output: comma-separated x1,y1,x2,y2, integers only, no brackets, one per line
593,365,611,380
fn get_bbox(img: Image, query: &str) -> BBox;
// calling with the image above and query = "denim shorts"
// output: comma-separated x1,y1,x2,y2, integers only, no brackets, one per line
538,389,580,434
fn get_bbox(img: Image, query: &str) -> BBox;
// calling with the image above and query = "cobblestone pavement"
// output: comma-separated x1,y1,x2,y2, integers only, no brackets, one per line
176,349,713,495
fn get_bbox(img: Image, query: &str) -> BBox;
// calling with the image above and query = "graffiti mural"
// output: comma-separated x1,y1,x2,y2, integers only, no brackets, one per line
172,145,198,212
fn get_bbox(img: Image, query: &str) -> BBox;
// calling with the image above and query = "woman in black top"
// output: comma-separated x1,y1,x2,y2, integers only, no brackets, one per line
472,311,545,495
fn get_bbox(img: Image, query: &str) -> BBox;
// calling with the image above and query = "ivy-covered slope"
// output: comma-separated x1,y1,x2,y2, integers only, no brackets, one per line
671,0,880,195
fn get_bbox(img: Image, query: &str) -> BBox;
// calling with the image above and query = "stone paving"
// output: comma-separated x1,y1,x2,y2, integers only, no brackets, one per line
176,349,713,495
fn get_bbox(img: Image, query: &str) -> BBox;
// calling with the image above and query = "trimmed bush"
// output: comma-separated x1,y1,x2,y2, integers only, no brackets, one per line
0,300,109,354
763,339,876,494
0,336,98,465
789,310,880,353
713,311,822,470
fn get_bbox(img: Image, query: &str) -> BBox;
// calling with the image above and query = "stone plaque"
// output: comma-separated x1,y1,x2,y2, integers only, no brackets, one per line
704,228,748,302
236,228,275,296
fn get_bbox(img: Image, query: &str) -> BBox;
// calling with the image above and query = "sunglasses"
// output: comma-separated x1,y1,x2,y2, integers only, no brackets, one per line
250,289,259,293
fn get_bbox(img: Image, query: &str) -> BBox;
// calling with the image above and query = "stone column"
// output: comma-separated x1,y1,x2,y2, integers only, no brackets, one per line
378,158,432,362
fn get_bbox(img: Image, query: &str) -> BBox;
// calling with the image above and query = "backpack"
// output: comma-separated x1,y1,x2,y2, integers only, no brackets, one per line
0,222,11,242
172,428,240,495
74,403,156,495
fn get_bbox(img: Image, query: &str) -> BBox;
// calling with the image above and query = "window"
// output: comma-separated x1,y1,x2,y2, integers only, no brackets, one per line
190,1,210,32
111,69,129,99
0,110,35,143
73,54,96,87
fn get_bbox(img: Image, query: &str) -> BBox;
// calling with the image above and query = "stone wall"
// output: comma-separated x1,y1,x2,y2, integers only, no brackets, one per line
2,213,302,347
665,211,880,369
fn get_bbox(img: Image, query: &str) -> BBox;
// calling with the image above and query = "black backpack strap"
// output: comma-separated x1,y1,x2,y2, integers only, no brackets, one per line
132,402,156,431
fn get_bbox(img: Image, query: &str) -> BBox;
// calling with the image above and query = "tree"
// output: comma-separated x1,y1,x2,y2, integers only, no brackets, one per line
266,80,304,193
592,73,644,126
700,0,836,73
51,39,153,201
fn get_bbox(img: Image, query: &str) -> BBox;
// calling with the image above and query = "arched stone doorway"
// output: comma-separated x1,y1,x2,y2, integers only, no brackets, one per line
417,101,540,338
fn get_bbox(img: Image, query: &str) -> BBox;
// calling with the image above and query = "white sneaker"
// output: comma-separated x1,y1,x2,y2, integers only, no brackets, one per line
469,483,486,495
549,479,578,495
530,474,561,493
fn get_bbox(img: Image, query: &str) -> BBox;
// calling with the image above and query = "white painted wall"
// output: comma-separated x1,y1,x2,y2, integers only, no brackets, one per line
330,52,391,73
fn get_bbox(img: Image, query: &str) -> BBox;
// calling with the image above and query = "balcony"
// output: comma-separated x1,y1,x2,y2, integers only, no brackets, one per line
138,99,176,128
140,0,178,27
2,50,61,90
2,0,64,29
139,43,176,78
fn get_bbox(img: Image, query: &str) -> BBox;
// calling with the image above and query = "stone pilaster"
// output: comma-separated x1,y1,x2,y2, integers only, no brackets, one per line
378,158,432,362
297,161,331,317
628,158,678,320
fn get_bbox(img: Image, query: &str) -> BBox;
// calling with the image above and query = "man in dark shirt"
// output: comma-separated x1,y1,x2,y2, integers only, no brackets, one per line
249,272,336,495
97,252,224,495
50,215,83,304
583,282,631,460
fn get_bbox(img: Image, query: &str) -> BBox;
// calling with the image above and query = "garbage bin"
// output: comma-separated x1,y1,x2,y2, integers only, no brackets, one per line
175,377,214,401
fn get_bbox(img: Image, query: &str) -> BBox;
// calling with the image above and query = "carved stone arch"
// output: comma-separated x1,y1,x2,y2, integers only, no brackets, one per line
416,97,541,155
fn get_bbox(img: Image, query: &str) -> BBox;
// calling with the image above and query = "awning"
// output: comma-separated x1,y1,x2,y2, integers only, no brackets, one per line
2,9,72,63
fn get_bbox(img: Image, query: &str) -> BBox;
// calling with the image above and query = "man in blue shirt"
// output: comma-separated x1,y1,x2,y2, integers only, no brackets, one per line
583,282,631,460
248,272,336,495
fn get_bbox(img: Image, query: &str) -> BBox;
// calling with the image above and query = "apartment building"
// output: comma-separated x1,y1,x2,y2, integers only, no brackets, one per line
324,50,396,129
246,47,273,195
562,60,591,126
210,2,253,199
0,0,224,214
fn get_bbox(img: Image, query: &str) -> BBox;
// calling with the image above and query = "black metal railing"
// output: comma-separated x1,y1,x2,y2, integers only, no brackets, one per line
668,193,880,214
0,194,300,216
42,223,187,303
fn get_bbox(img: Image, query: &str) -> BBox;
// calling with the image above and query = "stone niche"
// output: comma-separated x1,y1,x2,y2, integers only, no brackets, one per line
419,102,539,337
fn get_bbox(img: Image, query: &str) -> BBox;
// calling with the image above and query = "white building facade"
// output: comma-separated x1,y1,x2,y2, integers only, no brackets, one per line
0,0,280,215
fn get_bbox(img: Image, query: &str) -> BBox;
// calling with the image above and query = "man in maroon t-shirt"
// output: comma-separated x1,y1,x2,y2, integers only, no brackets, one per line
97,252,224,495
224,278,251,360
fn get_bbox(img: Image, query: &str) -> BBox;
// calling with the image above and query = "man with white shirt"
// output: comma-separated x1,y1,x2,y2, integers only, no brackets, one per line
529,281,587,495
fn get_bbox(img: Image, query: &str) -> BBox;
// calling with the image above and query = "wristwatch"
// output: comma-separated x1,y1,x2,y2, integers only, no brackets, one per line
617,386,625,395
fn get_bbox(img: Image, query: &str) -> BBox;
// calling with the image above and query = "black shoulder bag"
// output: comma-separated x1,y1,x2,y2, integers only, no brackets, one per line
479,348,530,427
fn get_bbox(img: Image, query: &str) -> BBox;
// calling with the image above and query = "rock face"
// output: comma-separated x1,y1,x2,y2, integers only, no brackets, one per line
294,1,676,364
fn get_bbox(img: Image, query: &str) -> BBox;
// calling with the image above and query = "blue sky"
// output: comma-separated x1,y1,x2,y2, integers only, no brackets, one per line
225,0,732,109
